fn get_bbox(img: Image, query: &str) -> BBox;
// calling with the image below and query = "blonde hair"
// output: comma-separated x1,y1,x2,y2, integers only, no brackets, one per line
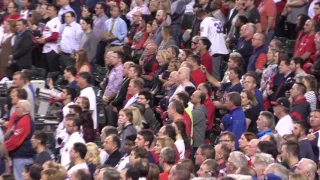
157,50,169,64
85,142,101,166
289,173,308,180
161,26,172,45
128,106,143,129
156,136,174,149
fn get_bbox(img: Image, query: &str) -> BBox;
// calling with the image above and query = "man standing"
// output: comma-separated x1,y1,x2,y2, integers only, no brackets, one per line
104,135,122,167
38,4,61,72
186,55,206,88
190,90,207,152
256,111,275,138
247,33,267,72
10,19,33,71
170,67,195,101
289,83,311,121
280,141,300,171
60,114,85,168
271,97,294,136
221,92,246,150
31,132,54,166
80,17,98,64
58,0,76,22
124,78,144,108
170,0,186,45
289,57,307,78
59,11,83,69
126,0,150,23
196,38,213,75
5,100,35,180
77,72,97,130
140,42,159,88
196,9,228,80
292,121,315,161
67,143,89,179
93,3,108,41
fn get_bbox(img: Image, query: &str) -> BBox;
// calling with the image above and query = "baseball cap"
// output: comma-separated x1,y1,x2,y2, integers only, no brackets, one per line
271,97,290,109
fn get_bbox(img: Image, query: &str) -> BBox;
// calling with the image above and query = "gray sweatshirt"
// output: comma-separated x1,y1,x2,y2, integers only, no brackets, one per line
192,105,207,148
80,31,98,63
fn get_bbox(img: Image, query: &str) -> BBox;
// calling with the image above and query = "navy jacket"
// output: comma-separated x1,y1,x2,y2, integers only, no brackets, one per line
247,45,267,71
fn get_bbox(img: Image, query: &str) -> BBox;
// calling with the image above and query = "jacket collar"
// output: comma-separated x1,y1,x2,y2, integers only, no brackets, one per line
292,97,307,105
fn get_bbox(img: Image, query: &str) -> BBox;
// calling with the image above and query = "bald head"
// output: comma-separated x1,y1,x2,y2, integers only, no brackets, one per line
178,67,191,82
252,33,266,48
304,19,316,34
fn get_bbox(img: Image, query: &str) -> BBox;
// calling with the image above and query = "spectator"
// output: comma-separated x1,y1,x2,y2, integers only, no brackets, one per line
196,37,213,76
126,0,150,23
247,33,267,72
292,121,315,161
280,141,300,171
140,42,159,88
124,78,144,108
168,164,190,180
219,131,236,151
58,0,76,22
173,121,190,159
195,144,215,167
80,17,98,64
221,92,246,150
0,19,16,77
103,135,122,167
135,130,156,163
197,83,215,133
225,151,247,175
246,139,260,158
301,75,317,111
67,143,89,178
210,0,227,26
159,147,176,180
22,163,43,180
116,135,136,171
31,132,55,166
256,111,275,139
197,159,220,178
2,2,20,23
295,158,317,180
4,100,35,180
118,108,137,153
238,132,257,153
187,54,207,88
289,82,311,121
290,57,307,78
214,144,231,169
258,0,276,44
236,23,255,68
240,90,259,133
137,90,158,131
286,0,308,40
85,142,101,177
264,163,291,180
271,97,294,136
243,73,263,112
93,3,108,41
147,163,160,180
251,153,275,179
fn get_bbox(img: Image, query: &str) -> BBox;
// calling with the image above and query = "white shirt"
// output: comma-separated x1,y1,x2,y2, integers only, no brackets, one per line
100,150,109,164
275,115,294,137
124,93,138,108
63,102,75,124
126,4,150,22
43,17,61,53
20,9,29,19
116,154,129,171
309,0,320,19
80,87,98,129
66,163,88,180
200,17,228,55
60,132,85,168
170,82,195,101
59,21,83,54
305,91,317,111
175,139,185,159
58,5,75,21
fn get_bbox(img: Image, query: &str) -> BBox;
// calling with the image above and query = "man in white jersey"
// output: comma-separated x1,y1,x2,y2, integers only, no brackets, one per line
196,8,228,81
37,4,61,72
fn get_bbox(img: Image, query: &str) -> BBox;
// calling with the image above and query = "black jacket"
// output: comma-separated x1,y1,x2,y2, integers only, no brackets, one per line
104,150,122,167
12,30,33,70
290,97,311,121
112,77,130,109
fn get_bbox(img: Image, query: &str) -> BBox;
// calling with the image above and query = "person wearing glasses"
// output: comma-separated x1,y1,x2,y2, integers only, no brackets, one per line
247,32,268,72
2,2,20,24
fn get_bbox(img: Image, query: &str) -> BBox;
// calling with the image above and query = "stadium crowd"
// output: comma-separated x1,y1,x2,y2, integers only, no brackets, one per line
1,0,320,179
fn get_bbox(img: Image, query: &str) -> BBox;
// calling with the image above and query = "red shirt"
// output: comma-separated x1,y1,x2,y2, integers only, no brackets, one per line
201,51,213,75
204,98,215,131
159,171,169,180
2,13,20,24
144,56,159,77
191,69,206,88
175,112,192,135
259,0,276,31
294,32,316,58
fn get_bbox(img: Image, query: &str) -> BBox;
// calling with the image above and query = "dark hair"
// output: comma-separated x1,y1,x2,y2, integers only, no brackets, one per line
297,14,310,30
81,16,93,28
1,173,15,180
164,124,176,141
65,66,77,76
169,100,185,115
237,15,248,24
138,130,154,147
139,90,153,103
65,113,82,129
68,105,83,116
134,158,149,177
33,131,48,145
126,134,137,142
175,92,190,108
131,64,142,77
242,132,257,142
102,126,118,137
174,164,191,180
280,56,291,66
200,37,211,51
130,78,144,90
126,167,140,180
199,83,212,97
78,72,93,84
168,45,180,58
115,50,126,64
63,86,77,101
109,135,121,149
48,4,60,13
229,66,243,79
195,8,207,17
198,144,215,159
74,169,92,180
257,141,278,159
227,92,241,107
96,2,106,10
220,131,236,142
28,164,43,180
291,57,304,67
65,11,76,18
21,69,32,81
17,18,28,26
15,88,28,100
174,121,191,150
294,119,311,135
188,55,201,65
283,140,300,158
73,142,88,159
132,146,148,159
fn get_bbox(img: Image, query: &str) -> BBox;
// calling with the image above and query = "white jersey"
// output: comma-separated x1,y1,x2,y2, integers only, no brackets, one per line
42,17,61,53
200,16,228,56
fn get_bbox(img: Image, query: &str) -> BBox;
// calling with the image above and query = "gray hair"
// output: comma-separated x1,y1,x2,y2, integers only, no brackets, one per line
17,100,31,113
266,163,290,180
246,23,256,34
252,153,275,168
260,111,275,129
300,158,317,176
229,151,247,168
160,147,176,165
102,167,120,180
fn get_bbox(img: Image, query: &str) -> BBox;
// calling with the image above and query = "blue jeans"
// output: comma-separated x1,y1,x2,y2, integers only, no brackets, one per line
13,158,34,180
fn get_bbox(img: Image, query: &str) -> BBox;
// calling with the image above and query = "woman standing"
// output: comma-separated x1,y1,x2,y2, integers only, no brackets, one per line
151,50,169,95
0,19,16,77
302,75,318,111
158,26,176,51
118,108,137,154
240,90,259,134
132,15,151,59
75,49,91,76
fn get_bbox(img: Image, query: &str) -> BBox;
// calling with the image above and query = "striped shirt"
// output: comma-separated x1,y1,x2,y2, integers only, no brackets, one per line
305,91,317,111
